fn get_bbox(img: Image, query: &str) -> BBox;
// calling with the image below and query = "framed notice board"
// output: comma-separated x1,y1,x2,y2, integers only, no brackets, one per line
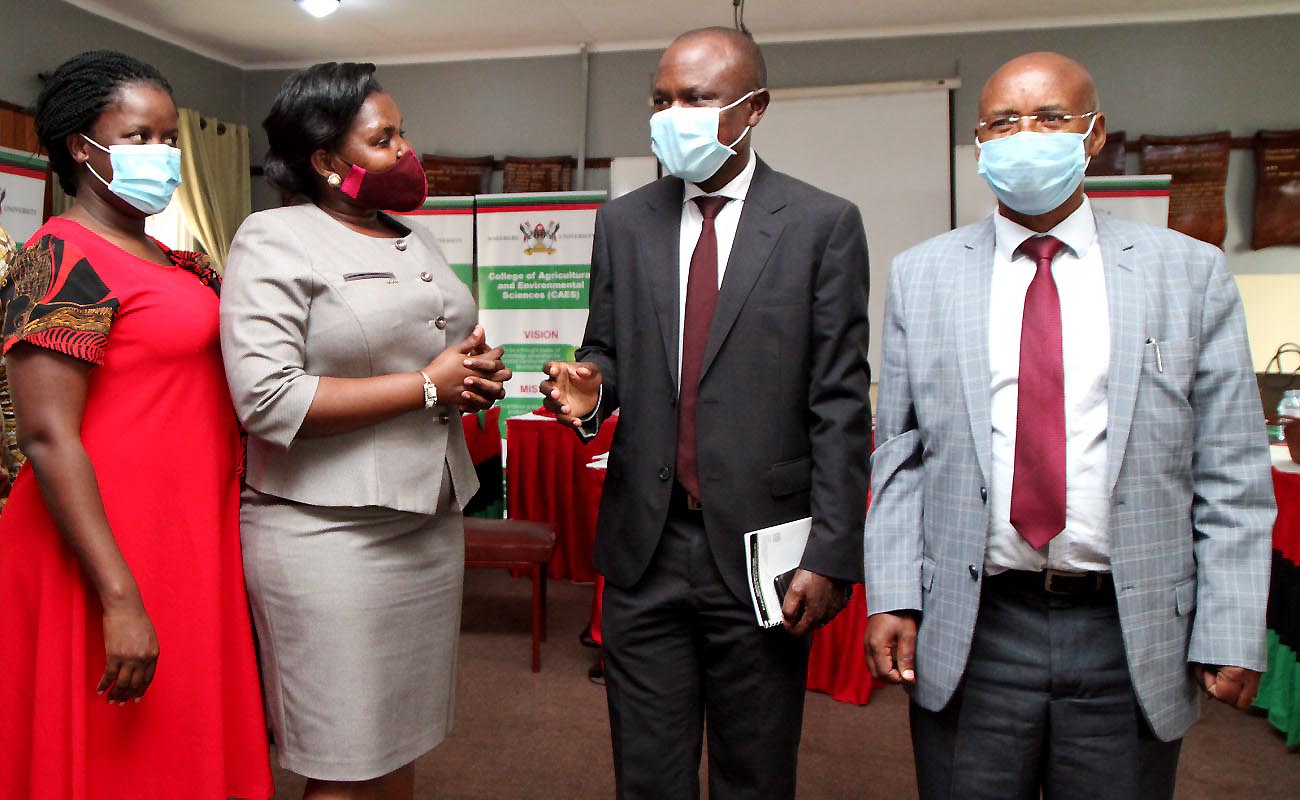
0,100,51,240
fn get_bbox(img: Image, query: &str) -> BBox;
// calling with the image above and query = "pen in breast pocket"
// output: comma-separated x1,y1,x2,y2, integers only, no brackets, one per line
1147,337,1163,373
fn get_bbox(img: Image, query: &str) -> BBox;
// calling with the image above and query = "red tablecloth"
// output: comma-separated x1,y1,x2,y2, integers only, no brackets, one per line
505,412,875,704
586,467,608,648
806,583,875,704
506,411,617,583
1255,454,1300,746
1273,462,1300,564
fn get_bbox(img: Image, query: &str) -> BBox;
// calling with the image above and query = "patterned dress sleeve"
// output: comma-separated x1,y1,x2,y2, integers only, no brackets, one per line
0,234,119,365
167,247,222,297
0,226,19,505
0,225,15,266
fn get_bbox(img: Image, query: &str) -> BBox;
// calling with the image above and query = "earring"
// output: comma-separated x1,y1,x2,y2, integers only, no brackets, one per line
327,173,342,188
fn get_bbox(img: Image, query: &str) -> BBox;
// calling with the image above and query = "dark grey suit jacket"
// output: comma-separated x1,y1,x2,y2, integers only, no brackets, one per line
578,159,872,601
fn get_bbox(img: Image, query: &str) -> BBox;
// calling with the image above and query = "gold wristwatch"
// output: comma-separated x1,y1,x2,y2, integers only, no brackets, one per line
419,370,438,409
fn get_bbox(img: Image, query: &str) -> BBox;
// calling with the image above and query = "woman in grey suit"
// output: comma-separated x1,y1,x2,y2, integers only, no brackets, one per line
220,62,509,799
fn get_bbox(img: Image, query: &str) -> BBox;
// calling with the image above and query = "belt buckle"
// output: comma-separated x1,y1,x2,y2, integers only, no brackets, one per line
686,495,704,511
1042,569,1076,595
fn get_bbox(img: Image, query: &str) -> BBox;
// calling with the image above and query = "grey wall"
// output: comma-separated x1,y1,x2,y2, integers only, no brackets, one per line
240,13,1300,210
242,54,591,210
0,0,244,122
8,1,1297,271
251,14,1300,156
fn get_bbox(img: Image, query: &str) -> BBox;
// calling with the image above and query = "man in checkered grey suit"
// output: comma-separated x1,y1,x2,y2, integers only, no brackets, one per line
864,52,1274,799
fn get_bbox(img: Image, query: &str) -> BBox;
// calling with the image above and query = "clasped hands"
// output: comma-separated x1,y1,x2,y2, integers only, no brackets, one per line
433,325,511,412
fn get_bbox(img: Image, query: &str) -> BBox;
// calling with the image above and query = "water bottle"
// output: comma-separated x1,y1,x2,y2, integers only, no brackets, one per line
1275,389,1300,443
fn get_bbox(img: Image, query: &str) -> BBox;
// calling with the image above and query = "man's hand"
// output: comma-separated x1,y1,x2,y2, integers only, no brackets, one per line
780,570,848,636
1192,664,1261,710
539,361,602,429
865,611,919,686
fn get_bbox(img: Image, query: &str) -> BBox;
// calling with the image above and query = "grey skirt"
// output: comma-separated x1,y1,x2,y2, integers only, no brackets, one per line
240,470,464,781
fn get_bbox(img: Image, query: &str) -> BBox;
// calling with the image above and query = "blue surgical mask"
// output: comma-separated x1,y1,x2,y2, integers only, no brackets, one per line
82,135,182,215
650,91,757,184
975,117,1096,215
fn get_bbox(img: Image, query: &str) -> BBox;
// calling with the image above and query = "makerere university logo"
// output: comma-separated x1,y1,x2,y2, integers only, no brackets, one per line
519,220,559,255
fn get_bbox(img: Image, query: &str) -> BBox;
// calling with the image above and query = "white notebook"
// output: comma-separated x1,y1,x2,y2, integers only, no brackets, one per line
743,517,812,628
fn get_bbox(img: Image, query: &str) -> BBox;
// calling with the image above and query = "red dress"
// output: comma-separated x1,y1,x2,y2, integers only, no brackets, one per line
0,218,273,798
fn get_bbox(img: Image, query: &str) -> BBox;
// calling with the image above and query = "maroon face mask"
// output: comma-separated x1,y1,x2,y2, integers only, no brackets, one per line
337,149,428,212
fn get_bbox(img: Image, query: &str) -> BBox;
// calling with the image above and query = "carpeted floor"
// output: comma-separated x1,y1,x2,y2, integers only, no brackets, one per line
270,569,1296,799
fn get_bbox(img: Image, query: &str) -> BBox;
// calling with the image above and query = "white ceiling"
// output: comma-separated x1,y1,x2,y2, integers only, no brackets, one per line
63,0,1300,69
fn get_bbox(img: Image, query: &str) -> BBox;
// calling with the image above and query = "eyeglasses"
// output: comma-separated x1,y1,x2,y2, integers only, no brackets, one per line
977,110,1099,136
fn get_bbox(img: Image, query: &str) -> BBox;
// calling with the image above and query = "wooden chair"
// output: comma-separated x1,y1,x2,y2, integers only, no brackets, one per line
463,517,556,672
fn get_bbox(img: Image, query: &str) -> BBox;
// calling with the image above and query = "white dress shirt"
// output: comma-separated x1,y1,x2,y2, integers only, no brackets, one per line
676,148,757,386
985,198,1112,575
578,150,756,433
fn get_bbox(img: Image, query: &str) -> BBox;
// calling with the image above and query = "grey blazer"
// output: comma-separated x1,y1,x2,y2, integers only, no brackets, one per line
864,212,1274,741
219,204,478,515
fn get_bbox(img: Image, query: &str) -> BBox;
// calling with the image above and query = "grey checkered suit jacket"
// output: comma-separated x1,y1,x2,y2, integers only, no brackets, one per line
863,212,1275,741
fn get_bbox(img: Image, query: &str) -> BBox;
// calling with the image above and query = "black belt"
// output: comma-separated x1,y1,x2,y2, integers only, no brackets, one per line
669,483,704,512
987,569,1114,599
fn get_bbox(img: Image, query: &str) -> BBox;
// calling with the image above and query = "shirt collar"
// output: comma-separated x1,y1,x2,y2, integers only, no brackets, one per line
683,148,757,205
994,196,1098,263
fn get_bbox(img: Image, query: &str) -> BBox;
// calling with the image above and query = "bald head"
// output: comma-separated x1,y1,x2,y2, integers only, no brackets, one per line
664,27,767,92
979,52,1099,122
976,52,1108,226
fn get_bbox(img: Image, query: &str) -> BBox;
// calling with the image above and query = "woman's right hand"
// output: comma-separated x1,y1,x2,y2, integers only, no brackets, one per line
6,346,162,706
98,595,160,705
424,326,507,411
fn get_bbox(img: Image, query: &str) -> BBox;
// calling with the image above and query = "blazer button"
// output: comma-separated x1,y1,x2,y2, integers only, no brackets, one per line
434,316,447,330
438,411,450,425
394,239,408,251
980,486,988,503
968,564,979,580
419,271,433,282
657,466,671,481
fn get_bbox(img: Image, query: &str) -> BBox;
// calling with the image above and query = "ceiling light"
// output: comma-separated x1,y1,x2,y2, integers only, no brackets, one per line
295,0,340,18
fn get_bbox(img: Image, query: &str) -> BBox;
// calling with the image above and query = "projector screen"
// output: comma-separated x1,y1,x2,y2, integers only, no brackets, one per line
755,81,955,377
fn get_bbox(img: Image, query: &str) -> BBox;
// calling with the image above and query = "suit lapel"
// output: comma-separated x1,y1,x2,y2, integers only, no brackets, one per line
700,160,787,379
958,220,996,486
642,178,685,390
1098,214,1143,493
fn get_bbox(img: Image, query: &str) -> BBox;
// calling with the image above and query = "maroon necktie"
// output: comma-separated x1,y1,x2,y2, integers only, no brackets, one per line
676,195,731,501
1009,234,1068,550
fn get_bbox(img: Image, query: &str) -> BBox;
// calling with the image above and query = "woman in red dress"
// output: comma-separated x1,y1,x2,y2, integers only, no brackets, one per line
0,51,273,798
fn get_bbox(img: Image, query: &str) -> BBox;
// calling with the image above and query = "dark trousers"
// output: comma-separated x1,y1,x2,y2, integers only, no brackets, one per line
602,506,811,800
909,575,1183,800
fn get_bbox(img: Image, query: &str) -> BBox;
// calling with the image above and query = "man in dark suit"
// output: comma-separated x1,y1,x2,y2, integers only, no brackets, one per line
540,27,871,800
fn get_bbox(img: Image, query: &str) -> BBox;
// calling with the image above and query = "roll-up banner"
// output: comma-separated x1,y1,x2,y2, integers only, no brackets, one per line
392,195,475,288
475,190,607,433
0,145,48,243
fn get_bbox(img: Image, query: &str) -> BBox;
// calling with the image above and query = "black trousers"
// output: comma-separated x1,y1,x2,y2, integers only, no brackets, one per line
602,506,811,800
909,575,1183,800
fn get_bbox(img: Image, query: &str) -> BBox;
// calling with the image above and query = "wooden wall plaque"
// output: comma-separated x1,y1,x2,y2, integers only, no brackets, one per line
0,100,51,222
1086,130,1126,176
1251,130,1300,250
0,104,40,154
502,155,576,194
1139,132,1231,246
421,154,494,196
